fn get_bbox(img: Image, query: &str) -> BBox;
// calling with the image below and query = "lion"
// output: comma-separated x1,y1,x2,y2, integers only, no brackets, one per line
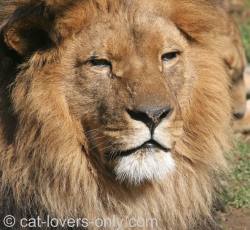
0,0,231,229
222,9,247,120
209,1,247,120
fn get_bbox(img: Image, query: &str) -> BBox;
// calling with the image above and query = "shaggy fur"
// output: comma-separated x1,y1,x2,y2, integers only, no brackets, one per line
209,2,247,119
0,1,231,229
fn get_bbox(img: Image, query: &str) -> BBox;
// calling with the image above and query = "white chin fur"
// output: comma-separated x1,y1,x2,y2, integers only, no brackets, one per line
114,149,175,185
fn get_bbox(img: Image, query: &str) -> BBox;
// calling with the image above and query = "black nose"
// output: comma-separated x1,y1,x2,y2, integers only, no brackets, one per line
233,112,245,120
127,106,173,133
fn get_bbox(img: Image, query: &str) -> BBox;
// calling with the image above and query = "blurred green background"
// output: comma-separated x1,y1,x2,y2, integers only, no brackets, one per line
243,0,250,62
220,2,250,229
231,0,250,62
226,1,250,210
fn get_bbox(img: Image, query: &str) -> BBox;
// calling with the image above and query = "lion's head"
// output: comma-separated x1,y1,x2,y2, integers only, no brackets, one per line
0,1,231,229
221,18,247,120
208,3,247,120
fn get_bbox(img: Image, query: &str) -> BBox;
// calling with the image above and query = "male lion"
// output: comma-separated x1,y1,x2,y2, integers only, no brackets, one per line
0,0,231,229
219,4,247,120
209,1,247,120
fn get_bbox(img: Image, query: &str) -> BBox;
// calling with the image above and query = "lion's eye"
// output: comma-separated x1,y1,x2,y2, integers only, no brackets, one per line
161,51,180,62
87,58,112,68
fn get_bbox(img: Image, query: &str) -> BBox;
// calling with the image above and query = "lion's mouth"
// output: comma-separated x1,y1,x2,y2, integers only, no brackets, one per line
108,140,170,160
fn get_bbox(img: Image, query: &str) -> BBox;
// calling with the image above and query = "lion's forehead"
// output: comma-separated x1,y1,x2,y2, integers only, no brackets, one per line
65,10,188,68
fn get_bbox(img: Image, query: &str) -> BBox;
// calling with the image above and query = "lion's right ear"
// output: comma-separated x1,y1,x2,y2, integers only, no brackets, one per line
2,3,57,56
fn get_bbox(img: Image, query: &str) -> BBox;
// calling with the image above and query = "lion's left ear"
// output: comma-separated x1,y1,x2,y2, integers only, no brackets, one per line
170,1,221,43
2,3,57,56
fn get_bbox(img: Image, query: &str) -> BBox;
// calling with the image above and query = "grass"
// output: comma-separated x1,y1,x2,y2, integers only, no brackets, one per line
240,22,250,62
234,0,250,62
224,0,250,210
223,140,250,208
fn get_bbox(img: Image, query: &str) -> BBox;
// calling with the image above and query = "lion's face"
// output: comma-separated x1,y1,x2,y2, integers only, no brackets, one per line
62,10,189,184
212,8,247,120
223,36,247,120
0,1,231,190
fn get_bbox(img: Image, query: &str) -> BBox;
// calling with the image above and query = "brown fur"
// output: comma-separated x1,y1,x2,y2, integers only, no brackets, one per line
221,13,246,119
0,1,231,229
210,2,247,119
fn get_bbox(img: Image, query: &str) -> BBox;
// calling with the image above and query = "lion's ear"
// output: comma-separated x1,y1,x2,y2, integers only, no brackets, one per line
170,1,221,43
2,3,56,56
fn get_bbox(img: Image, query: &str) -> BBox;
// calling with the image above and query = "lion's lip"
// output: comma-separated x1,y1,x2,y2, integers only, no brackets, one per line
115,140,170,158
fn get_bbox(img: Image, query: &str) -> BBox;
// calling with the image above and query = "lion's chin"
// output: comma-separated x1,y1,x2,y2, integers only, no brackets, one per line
114,149,175,185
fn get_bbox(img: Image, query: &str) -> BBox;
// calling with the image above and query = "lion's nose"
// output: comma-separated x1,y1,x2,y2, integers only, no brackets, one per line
127,106,173,134
233,111,245,120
